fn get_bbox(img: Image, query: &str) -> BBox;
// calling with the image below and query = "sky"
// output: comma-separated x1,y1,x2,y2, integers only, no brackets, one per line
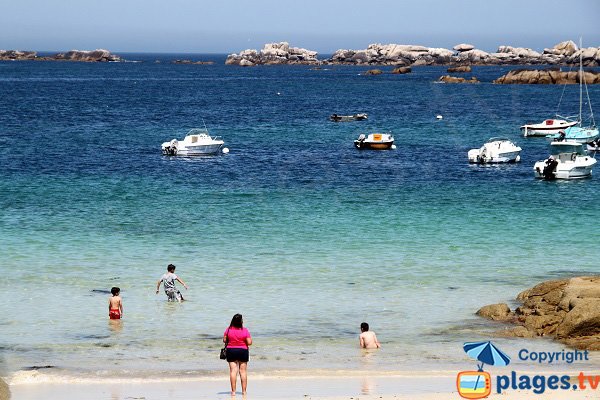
1,0,599,54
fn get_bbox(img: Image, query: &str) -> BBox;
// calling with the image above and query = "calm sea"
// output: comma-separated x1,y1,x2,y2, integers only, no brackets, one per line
1,54,600,383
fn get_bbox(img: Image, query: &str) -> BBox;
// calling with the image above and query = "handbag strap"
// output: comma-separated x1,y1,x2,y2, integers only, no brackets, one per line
224,327,230,347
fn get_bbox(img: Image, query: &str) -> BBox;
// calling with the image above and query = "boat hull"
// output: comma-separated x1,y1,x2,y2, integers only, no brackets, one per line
173,144,223,155
534,158,597,180
521,119,578,137
354,141,394,150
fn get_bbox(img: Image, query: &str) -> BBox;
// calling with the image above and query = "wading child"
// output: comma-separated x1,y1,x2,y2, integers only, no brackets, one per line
156,264,188,302
108,287,123,319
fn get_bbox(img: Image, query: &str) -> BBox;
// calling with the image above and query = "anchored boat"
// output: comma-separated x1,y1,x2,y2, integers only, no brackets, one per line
468,137,522,164
161,128,226,156
354,133,395,150
534,141,596,180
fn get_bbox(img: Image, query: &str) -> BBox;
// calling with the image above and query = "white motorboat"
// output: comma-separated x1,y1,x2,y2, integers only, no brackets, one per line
161,128,225,156
468,137,522,163
534,141,597,180
354,133,395,150
520,118,578,137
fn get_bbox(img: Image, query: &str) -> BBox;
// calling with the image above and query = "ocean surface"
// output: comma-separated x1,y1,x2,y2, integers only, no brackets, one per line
1,53,600,383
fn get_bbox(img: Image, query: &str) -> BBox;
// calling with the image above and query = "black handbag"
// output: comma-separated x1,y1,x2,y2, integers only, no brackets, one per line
220,328,229,360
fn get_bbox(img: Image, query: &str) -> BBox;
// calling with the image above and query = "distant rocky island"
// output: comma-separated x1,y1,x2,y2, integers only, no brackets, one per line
0,49,121,62
172,59,214,65
226,40,600,67
477,276,600,350
494,68,600,84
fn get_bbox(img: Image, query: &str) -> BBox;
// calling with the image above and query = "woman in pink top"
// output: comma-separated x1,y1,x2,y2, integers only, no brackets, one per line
223,313,252,396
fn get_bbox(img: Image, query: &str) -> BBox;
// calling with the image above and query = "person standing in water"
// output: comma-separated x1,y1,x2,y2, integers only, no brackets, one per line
359,322,381,349
108,287,123,319
156,264,188,302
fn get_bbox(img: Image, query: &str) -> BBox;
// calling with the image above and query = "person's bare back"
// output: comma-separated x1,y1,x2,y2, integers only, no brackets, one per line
359,322,380,349
109,296,121,310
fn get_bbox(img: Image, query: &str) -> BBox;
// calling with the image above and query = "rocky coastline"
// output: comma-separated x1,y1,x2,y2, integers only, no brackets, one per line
226,40,600,67
0,49,121,62
477,276,600,350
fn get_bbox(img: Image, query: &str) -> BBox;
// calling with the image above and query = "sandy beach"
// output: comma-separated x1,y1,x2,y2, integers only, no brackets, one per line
8,371,600,400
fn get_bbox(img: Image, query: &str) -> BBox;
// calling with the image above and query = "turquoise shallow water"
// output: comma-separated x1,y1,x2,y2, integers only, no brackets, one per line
1,55,600,380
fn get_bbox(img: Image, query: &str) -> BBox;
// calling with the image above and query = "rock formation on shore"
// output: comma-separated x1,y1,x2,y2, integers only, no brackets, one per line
225,40,600,67
493,68,600,84
327,40,600,66
0,49,121,62
225,42,319,66
477,276,600,350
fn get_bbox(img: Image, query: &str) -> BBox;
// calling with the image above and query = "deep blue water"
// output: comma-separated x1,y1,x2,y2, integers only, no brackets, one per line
1,54,599,380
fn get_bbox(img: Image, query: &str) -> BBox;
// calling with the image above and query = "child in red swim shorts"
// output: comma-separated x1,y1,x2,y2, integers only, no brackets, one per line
108,287,123,319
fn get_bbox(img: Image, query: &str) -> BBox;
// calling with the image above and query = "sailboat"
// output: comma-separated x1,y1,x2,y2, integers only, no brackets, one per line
546,39,599,144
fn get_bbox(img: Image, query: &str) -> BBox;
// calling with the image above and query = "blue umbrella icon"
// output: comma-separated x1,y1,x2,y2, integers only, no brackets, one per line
463,341,511,371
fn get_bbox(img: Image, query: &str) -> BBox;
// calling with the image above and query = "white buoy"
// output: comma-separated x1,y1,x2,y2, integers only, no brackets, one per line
436,115,443,120
391,144,397,150
276,92,281,95
222,147,229,154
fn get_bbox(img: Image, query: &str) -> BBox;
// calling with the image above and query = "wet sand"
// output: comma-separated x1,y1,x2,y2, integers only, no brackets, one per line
9,372,599,400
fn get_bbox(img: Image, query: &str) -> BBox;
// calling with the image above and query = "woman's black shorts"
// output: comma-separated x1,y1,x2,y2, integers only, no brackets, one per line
226,348,249,363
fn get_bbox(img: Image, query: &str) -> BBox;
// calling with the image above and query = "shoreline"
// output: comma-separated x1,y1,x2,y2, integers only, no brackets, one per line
9,371,600,399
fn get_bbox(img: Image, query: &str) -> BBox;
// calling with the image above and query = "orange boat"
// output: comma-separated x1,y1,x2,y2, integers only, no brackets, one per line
354,133,395,150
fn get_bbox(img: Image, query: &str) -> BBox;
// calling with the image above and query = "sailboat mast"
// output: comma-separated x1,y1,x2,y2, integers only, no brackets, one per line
579,37,583,127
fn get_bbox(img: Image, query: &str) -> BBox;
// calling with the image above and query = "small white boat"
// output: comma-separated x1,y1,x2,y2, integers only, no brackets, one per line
161,128,225,156
534,141,597,180
520,118,578,137
354,133,395,150
330,113,368,122
468,137,522,163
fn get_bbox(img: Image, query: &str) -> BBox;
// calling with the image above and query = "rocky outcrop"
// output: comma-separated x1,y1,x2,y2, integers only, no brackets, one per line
391,66,411,74
172,59,214,65
494,69,600,84
0,50,36,60
53,49,121,62
453,43,475,52
225,42,319,66
478,276,600,350
476,303,512,321
363,69,383,75
321,41,600,66
438,75,479,83
447,65,472,73
328,43,453,65
0,49,121,62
